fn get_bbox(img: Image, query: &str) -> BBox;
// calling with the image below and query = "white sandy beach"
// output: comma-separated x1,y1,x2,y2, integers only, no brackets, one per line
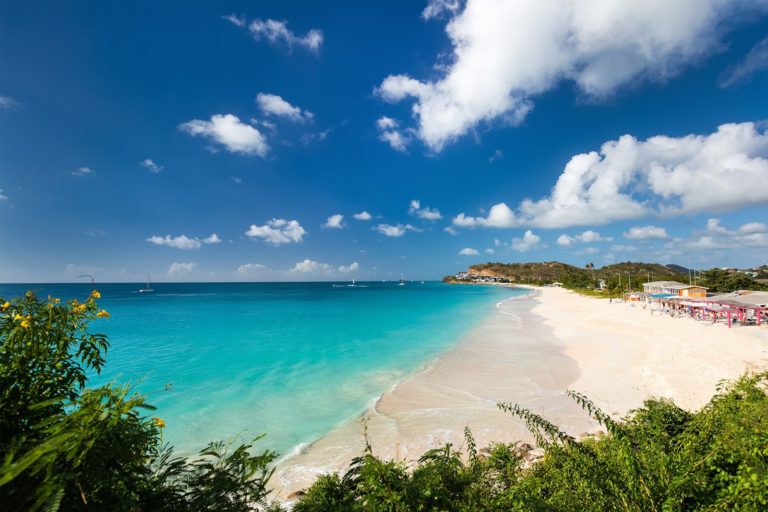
273,286,768,498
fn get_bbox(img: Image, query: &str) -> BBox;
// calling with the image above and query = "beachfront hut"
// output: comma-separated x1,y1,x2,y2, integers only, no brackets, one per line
643,281,707,298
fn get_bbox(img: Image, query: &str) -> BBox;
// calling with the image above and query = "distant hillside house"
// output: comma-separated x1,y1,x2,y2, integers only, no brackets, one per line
643,280,707,298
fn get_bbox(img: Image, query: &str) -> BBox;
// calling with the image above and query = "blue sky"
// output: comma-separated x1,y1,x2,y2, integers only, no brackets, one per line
1,0,767,283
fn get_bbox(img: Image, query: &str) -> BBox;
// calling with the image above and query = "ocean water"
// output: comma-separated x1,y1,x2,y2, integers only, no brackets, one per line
0,281,521,456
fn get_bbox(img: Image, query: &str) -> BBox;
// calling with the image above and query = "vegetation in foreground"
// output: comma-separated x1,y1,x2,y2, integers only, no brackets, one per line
1,291,767,510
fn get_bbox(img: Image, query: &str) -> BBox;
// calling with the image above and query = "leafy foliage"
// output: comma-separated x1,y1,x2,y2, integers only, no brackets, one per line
295,373,768,511
0,291,282,511
700,268,768,292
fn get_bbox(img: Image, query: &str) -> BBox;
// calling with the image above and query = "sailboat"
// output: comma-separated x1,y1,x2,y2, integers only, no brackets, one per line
398,273,405,286
138,274,154,293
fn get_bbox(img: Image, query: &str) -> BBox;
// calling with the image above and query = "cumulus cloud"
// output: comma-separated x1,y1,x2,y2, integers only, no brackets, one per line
719,36,768,87
452,203,516,228
0,189,8,201
687,218,768,249
140,159,164,173
408,199,442,220
338,262,360,273
238,263,267,274
71,167,94,177
511,230,541,252
376,116,411,151
323,214,345,229
168,262,197,277
146,233,222,250
455,122,768,229
353,211,372,221
624,225,669,240
459,247,479,256
379,0,768,151
245,219,306,245
225,15,323,53
256,93,313,122
179,114,268,156
557,230,612,246
444,226,458,235
374,223,420,237
0,95,20,111
291,259,333,273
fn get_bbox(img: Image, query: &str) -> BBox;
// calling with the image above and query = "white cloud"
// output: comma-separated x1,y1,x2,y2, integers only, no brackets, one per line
168,262,197,277
179,114,268,156
225,16,323,53
719,36,768,87
71,167,94,177
376,116,411,151
374,223,420,237
338,262,360,273
511,230,541,252
408,199,442,220
460,122,768,229
452,202,516,228
485,248,495,254
353,211,372,221
459,247,480,255
558,230,612,246
687,218,768,249
624,225,669,240
0,95,20,111
444,226,458,235
576,247,600,255
291,259,333,273
202,233,222,244
422,0,463,20
230,176,243,184
376,116,398,130
323,214,345,229
222,14,245,27
256,93,313,122
0,189,7,201
377,0,767,151
489,149,503,163
245,219,306,245
146,233,221,250
140,158,164,173
238,263,267,274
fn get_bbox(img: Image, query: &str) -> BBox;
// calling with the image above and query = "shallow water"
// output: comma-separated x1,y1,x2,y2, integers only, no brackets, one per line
0,282,521,456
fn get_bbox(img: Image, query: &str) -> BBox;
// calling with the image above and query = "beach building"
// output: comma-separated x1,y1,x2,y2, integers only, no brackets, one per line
643,280,707,298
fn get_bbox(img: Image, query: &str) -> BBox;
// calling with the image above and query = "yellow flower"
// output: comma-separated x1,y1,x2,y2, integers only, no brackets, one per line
2,301,10,311
97,310,110,319
91,290,101,299
13,314,23,321
153,417,166,429
20,318,31,329
53,298,61,304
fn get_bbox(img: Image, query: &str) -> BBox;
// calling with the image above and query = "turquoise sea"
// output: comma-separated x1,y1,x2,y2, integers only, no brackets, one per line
0,281,521,456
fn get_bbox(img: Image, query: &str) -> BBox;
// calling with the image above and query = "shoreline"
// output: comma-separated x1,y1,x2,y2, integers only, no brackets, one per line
272,285,768,499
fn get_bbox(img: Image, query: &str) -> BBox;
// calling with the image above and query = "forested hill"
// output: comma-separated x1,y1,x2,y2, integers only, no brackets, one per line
445,261,688,284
